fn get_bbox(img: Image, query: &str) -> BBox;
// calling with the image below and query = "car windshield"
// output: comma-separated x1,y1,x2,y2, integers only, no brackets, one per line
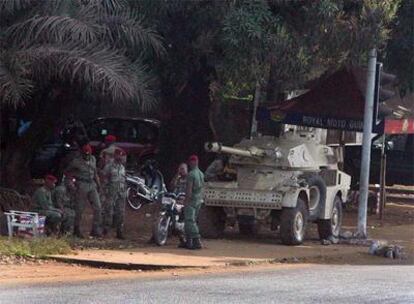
88,119,158,144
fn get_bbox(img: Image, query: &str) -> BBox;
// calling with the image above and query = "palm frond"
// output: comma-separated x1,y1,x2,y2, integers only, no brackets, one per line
0,52,34,106
79,0,128,13
129,62,159,112
0,0,38,16
98,10,165,58
6,13,100,46
19,45,156,106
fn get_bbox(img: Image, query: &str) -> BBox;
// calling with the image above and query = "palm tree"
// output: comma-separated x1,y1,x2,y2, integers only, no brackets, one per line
0,0,165,188
0,0,164,109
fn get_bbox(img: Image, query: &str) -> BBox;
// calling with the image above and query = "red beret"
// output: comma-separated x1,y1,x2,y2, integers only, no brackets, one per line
188,154,199,162
45,174,57,183
63,172,74,179
82,144,93,154
105,135,117,143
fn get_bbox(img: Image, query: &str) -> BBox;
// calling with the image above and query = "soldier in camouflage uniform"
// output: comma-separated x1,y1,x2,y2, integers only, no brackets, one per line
98,135,125,219
67,144,103,238
52,173,76,235
180,155,204,250
169,163,188,194
102,149,127,239
32,175,62,235
98,135,126,169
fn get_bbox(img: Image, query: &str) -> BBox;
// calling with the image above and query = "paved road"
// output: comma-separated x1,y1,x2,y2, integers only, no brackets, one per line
1,265,413,304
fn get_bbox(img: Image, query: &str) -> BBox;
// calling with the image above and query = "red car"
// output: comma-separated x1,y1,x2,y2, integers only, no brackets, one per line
87,117,160,169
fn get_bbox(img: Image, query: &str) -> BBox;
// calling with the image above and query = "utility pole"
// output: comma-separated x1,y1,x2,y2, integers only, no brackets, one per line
357,48,377,238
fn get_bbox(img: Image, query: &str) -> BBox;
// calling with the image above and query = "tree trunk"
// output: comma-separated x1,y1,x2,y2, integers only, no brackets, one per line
266,59,279,103
250,80,261,138
265,60,285,137
158,69,214,182
207,81,222,142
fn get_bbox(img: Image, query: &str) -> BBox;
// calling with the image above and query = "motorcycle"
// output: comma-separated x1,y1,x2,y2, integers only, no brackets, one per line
126,160,167,210
152,192,186,246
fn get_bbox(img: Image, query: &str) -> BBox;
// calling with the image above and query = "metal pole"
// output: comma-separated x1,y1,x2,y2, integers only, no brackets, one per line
357,48,377,238
379,134,387,220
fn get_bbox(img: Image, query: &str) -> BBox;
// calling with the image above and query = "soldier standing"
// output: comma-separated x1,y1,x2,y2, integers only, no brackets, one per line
32,175,62,235
99,135,126,169
181,155,204,250
52,173,76,235
67,144,103,238
102,149,127,239
169,163,188,194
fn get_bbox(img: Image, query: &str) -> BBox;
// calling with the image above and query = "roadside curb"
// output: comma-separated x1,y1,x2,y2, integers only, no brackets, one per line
46,256,207,271
45,255,306,271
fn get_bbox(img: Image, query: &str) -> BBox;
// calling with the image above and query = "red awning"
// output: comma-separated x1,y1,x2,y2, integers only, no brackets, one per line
384,119,414,134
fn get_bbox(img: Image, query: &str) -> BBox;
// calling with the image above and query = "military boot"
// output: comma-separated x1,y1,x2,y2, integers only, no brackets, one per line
182,238,194,250
192,238,202,250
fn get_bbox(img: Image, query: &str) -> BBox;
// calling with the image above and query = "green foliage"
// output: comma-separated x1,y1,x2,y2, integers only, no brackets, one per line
0,0,402,107
0,0,164,109
0,236,71,257
385,0,413,93
220,0,400,100
221,1,285,82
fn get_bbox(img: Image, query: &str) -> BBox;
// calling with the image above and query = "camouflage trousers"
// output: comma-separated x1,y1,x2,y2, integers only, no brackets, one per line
38,208,62,233
61,207,75,234
184,202,202,239
103,184,126,232
75,181,102,235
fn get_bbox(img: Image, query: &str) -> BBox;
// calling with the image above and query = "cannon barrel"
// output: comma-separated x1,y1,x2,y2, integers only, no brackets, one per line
204,142,266,158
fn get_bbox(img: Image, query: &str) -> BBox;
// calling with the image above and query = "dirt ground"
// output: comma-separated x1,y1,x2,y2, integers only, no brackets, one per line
1,199,413,286
76,198,414,247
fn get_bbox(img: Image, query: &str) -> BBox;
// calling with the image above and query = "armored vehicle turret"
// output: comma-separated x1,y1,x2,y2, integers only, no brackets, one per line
199,131,351,245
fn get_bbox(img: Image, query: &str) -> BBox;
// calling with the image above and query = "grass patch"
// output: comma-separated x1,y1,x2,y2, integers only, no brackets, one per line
0,237,71,258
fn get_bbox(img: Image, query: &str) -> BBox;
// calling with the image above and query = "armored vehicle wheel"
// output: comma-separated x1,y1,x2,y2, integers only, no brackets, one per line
198,205,225,239
317,195,343,240
305,174,327,220
238,216,260,236
280,198,308,245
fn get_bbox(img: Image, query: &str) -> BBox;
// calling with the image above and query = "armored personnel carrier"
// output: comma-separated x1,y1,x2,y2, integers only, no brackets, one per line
199,131,351,245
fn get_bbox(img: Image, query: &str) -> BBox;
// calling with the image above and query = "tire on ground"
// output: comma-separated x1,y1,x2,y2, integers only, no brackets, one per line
152,214,170,246
280,198,308,245
317,195,343,240
198,205,225,239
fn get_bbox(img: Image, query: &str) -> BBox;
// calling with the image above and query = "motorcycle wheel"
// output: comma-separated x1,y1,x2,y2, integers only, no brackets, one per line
153,213,171,246
127,187,145,210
